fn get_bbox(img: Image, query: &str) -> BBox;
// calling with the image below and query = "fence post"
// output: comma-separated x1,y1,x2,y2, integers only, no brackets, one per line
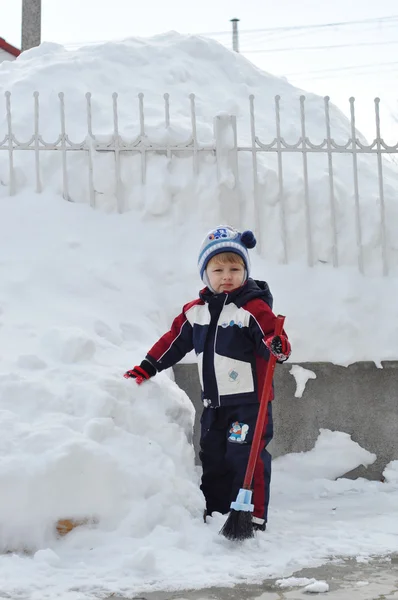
300,95,313,268
112,92,123,213
5,92,16,196
374,98,388,276
324,96,338,268
275,95,288,264
58,92,70,202
33,92,42,193
249,95,261,253
85,92,96,209
213,114,241,228
349,97,364,274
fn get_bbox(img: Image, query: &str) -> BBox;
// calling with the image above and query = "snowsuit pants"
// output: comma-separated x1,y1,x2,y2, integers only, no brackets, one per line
199,402,273,522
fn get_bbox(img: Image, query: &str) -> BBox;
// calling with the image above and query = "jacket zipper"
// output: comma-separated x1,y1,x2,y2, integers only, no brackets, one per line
214,294,228,407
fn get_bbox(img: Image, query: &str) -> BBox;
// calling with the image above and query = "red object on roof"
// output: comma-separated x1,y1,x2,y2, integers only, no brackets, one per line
0,38,21,57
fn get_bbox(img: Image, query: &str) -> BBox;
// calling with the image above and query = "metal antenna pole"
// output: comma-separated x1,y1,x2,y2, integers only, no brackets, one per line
230,18,240,53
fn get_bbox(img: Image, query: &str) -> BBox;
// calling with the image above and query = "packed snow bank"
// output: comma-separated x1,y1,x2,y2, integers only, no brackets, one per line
0,31,397,598
2,191,398,369
0,193,203,554
0,373,200,554
1,33,398,273
0,28,397,363
0,193,397,599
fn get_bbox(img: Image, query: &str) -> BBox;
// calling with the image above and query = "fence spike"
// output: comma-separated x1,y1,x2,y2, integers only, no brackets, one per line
85,92,93,138
112,92,119,136
138,93,145,137
164,93,170,128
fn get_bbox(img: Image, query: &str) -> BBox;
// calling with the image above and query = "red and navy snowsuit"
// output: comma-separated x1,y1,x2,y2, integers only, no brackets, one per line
145,278,287,524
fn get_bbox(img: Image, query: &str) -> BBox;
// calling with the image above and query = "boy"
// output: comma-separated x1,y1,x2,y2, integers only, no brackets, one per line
124,225,290,531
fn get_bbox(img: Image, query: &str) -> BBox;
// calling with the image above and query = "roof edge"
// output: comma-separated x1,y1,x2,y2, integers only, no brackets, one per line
0,38,21,57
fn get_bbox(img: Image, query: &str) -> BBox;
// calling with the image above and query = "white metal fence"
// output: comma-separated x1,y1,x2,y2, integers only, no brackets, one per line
1,91,398,275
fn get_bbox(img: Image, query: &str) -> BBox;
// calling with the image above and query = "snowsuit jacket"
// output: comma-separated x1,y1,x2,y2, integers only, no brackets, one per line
146,278,287,408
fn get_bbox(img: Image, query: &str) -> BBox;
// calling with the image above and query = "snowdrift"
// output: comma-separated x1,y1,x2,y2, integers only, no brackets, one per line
0,32,397,598
1,32,398,272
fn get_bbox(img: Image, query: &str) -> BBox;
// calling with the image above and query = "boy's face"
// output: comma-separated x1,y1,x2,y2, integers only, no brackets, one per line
206,256,245,293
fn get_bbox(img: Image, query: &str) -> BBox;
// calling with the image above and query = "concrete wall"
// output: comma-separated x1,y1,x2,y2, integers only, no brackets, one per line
173,361,398,480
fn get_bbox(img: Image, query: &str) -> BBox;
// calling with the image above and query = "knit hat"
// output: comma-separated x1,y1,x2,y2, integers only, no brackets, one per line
198,225,257,288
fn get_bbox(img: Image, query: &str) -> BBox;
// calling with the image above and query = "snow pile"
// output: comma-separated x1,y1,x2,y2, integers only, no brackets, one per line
304,580,329,593
276,577,329,593
383,460,398,484
1,33,398,273
0,33,397,598
0,195,202,555
1,34,398,365
0,194,397,597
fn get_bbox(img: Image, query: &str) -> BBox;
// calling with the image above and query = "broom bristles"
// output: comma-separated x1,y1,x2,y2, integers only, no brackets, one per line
219,509,254,541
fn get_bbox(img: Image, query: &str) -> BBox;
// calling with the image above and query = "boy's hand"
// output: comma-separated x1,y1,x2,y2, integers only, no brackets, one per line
123,359,156,384
265,335,291,362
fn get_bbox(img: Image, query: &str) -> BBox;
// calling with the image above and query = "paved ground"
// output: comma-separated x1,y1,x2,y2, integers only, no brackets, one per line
127,555,398,600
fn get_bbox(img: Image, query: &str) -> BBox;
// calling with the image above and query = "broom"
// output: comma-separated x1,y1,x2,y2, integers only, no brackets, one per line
220,314,285,541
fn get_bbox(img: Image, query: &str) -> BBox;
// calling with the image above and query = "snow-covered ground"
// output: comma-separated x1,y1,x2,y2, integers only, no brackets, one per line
0,33,397,599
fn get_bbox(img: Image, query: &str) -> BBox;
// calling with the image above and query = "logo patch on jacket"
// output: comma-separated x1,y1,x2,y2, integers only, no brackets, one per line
228,369,239,381
221,320,243,328
228,421,249,443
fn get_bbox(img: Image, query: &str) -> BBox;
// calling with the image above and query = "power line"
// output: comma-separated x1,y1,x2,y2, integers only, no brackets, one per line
243,19,398,45
290,68,398,81
61,14,398,48
216,20,398,49
198,14,398,37
283,60,398,77
241,39,398,54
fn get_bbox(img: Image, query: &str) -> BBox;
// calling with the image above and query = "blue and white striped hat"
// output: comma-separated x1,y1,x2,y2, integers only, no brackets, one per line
198,225,257,283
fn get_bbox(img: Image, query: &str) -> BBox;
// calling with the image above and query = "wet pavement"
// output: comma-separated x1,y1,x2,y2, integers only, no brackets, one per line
124,555,398,600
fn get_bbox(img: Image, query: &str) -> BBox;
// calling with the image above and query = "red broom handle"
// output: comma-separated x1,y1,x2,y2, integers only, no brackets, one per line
242,314,285,490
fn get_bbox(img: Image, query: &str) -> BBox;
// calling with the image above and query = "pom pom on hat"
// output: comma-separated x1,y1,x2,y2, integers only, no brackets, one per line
241,230,256,249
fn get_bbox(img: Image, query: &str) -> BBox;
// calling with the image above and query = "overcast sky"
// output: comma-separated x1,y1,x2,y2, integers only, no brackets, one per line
2,0,397,44
1,0,398,138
